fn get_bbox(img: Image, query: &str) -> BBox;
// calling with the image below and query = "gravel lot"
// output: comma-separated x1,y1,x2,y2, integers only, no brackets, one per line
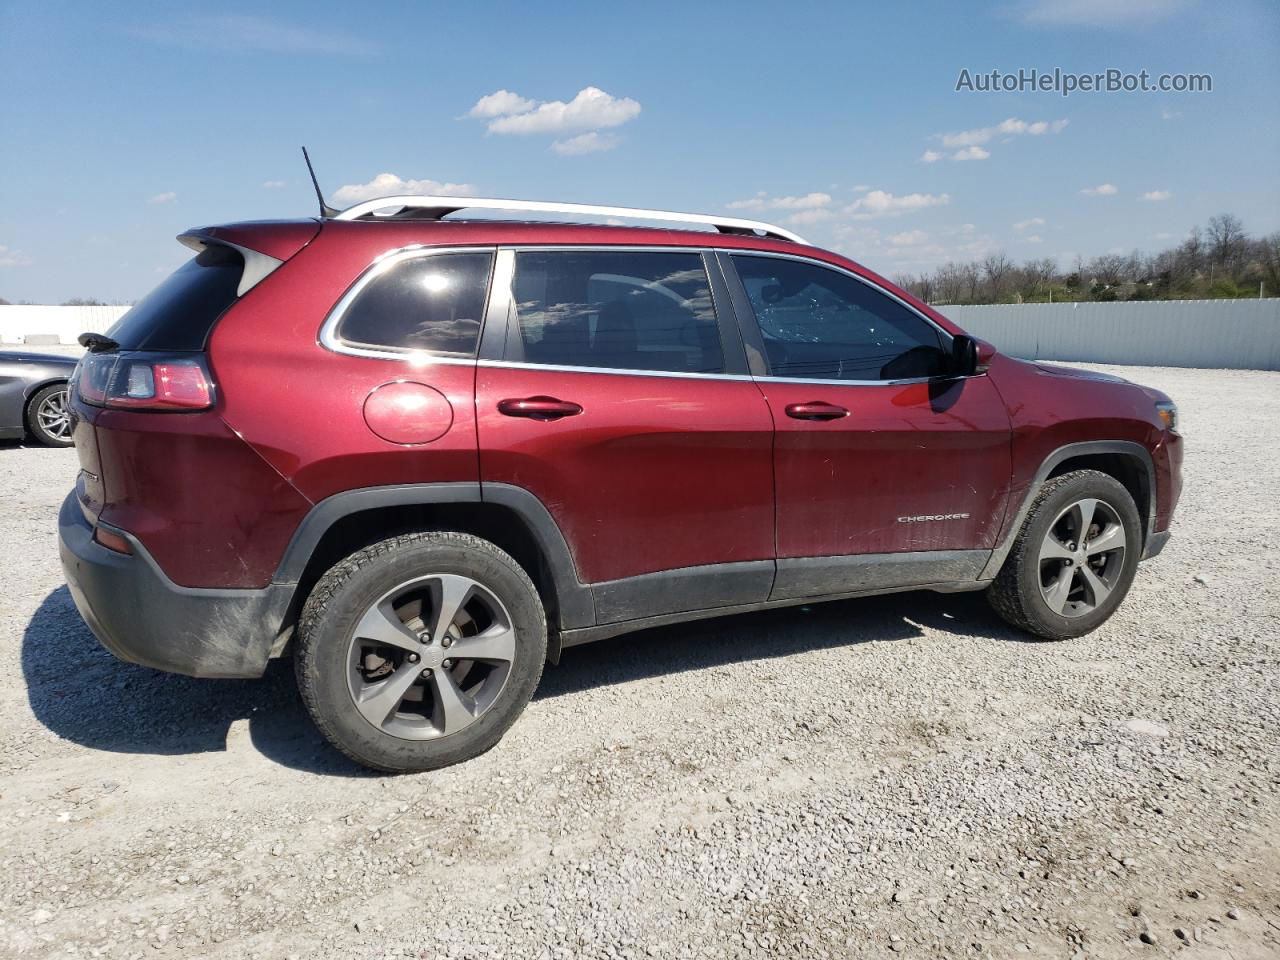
1,363,1277,960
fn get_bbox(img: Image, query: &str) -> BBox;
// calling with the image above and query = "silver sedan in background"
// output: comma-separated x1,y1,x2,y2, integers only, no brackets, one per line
0,350,80,447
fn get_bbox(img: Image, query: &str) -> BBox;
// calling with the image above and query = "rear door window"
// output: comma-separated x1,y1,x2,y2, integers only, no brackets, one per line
510,250,724,374
108,245,245,351
335,251,494,355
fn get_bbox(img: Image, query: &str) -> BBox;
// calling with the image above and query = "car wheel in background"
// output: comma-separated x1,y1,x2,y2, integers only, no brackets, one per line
26,383,74,447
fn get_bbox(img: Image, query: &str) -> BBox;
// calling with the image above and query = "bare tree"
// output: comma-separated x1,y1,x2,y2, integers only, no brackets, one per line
1206,213,1247,273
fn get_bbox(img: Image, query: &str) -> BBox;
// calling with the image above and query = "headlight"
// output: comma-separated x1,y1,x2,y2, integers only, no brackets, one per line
1155,400,1178,433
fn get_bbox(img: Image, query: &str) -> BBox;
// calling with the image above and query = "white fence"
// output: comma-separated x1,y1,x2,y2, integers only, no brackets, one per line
0,305,130,345
3,299,1279,370
941,299,1280,371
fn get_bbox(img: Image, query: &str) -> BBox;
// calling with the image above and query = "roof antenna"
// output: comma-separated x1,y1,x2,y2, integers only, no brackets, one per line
302,146,339,218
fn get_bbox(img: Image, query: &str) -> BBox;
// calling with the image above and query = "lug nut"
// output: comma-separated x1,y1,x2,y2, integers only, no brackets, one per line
442,659,454,669
420,668,432,677
441,637,453,648
1065,559,1074,566
419,634,432,645
407,653,420,663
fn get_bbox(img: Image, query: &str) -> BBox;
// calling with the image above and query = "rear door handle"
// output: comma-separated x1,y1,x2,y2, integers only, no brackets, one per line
784,401,849,421
497,396,583,420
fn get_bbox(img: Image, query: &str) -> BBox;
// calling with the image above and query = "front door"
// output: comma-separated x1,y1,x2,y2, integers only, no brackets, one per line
476,247,776,623
723,253,1012,600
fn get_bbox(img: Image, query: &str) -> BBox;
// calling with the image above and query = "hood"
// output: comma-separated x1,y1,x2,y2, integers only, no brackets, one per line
1023,358,1132,385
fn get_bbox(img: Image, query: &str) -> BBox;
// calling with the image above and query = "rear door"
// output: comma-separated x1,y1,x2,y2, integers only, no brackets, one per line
475,247,775,624
720,252,1012,600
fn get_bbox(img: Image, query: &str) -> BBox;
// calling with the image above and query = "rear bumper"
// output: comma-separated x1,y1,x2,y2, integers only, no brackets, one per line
58,492,292,678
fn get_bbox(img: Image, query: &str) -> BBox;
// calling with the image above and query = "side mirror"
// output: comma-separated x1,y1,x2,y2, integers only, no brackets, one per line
950,335,994,376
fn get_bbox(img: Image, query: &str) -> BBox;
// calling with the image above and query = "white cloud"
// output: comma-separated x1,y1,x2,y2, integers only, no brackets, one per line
786,208,836,226
551,132,620,155
262,180,286,189
888,230,930,247
148,192,177,204
0,244,33,268
131,13,376,56
845,190,950,219
1160,107,1182,120
938,117,1068,149
1140,190,1171,201
1023,235,1044,244
332,173,474,206
1080,183,1118,196
1011,0,1191,27
951,145,990,161
852,184,870,192
468,89,539,119
1013,217,1046,231
728,192,832,212
920,149,942,164
480,86,640,135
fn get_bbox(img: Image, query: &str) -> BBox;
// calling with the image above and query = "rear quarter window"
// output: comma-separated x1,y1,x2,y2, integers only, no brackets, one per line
333,251,494,356
108,245,244,351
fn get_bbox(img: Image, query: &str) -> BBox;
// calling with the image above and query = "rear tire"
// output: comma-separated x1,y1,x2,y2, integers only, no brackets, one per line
295,532,546,773
26,383,73,447
986,469,1142,640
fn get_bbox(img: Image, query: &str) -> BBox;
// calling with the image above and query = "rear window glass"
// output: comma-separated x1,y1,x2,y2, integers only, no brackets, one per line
335,252,493,355
108,245,244,351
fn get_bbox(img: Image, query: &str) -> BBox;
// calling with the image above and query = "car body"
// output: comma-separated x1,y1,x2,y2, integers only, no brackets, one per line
57,196,1183,771
0,350,78,446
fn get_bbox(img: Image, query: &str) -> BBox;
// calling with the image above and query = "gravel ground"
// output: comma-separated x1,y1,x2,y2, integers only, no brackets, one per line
1,363,1277,960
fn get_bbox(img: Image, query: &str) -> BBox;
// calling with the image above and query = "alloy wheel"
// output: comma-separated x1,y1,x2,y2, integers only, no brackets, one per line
37,388,72,441
1037,497,1127,618
345,573,517,740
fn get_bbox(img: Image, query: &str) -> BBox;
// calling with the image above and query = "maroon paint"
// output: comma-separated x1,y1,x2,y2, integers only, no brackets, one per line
363,381,454,445
476,366,775,583
760,375,1013,557
68,216,1183,594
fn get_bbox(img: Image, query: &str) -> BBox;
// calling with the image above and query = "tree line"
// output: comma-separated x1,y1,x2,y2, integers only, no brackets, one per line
894,214,1280,305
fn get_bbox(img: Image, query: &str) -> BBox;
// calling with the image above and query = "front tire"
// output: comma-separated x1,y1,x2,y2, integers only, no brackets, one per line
27,383,73,447
295,532,546,773
986,469,1142,640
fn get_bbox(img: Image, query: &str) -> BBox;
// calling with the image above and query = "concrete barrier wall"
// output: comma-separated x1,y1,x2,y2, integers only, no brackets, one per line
940,299,1280,371
0,305,130,345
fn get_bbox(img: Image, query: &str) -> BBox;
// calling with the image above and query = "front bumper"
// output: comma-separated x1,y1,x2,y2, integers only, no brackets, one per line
58,492,292,678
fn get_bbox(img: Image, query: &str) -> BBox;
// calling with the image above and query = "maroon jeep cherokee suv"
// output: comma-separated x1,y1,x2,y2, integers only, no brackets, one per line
59,196,1182,772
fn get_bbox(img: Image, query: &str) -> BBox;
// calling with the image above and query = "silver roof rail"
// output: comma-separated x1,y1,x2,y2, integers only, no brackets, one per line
330,195,809,244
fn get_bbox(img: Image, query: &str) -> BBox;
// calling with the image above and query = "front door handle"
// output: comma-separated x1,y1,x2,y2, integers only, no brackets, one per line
784,401,849,421
497,396,583,421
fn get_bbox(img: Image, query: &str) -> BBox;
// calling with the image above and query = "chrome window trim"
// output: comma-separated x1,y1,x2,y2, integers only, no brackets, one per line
722,248,966,384
318,245,498,362
476,358,757,382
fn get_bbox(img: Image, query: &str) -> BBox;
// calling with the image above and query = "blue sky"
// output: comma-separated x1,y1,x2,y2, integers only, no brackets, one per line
1,0,1277,302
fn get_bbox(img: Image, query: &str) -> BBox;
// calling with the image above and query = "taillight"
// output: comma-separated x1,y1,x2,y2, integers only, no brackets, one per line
75,352,214,411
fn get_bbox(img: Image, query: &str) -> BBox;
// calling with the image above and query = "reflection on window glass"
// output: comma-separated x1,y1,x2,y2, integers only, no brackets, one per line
732,255,947,381
338,252,493,354
512,251,723,374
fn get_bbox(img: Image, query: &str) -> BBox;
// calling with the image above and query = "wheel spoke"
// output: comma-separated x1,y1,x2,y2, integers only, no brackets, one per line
1078,563,1113,607
429,668,477,735
1073,499,1099,539
1039,534,1074,563
1042,565,1075,614
354,601,422,652
427,575,476,642
1085,524,1125,556
354,662,423,727
451,623,516,663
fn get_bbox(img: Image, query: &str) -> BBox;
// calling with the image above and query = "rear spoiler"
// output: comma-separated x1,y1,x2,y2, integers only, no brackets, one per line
177,220,321,298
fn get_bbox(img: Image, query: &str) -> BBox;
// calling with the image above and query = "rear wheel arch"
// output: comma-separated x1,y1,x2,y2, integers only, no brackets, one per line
275,484,593,656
